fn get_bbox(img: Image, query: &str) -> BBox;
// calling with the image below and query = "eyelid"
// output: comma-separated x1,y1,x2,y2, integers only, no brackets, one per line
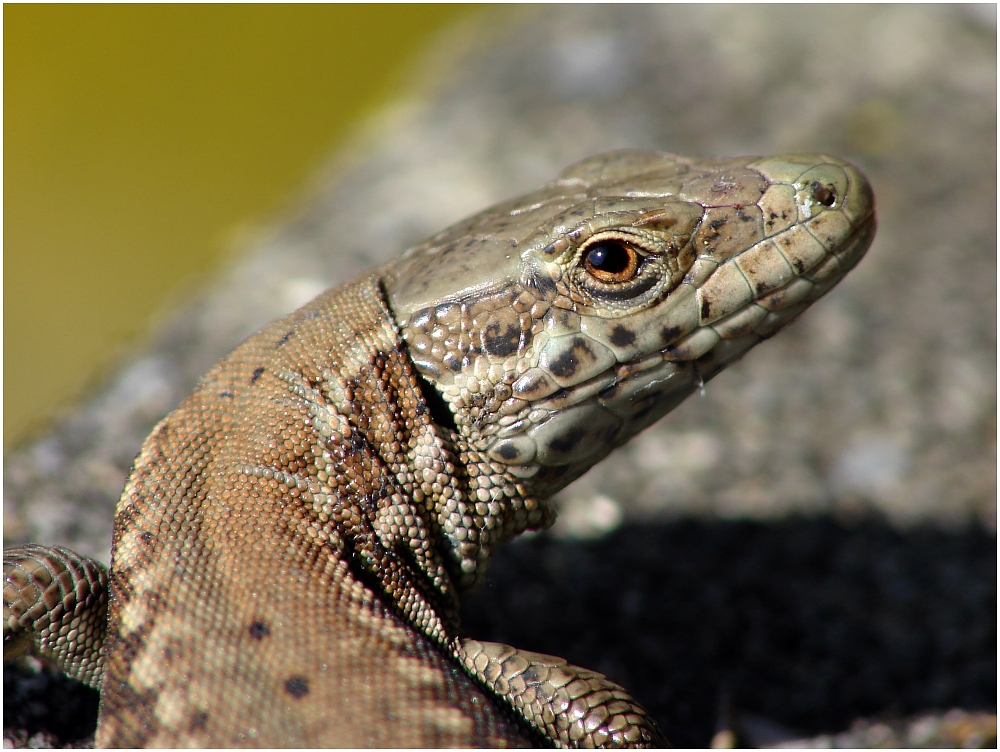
578,232,653,258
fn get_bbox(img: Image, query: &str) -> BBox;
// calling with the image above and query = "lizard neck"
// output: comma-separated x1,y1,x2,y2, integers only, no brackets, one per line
305,276,551,628
425,426,557,594
363,284,555,595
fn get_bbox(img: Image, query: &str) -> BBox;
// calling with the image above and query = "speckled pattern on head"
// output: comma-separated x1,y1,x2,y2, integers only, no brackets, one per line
385,150,875,522
4,150,874,748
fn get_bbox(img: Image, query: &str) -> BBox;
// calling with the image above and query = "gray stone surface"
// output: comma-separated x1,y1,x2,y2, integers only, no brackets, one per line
4,5,996,746
774,708,996,749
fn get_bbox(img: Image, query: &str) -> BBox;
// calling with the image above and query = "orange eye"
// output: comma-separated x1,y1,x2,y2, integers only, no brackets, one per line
583,240,641,283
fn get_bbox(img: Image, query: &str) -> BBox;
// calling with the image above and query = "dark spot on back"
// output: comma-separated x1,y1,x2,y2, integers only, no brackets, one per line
219,390,235,399
249,620,271,640
609,325,636,348
285,676,309,698
250,367,265,384
191,711,209,730
709,218,727,230
139,532,153,545
276,330,294,347
700,297,712,320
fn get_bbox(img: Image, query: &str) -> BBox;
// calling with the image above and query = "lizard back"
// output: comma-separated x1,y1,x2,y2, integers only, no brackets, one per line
101,277,538,746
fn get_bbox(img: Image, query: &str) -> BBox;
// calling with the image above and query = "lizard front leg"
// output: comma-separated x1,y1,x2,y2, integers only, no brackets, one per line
458,638,665,748
3,544,108,689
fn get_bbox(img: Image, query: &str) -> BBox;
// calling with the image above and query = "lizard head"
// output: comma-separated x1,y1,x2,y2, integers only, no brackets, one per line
383,150,874,584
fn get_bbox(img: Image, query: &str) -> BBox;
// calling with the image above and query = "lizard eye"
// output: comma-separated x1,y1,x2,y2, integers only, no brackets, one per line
583,240,641,283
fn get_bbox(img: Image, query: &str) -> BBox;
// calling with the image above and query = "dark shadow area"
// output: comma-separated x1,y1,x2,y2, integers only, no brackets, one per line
461,518,996,748
4,662,99,748
4,518,994,748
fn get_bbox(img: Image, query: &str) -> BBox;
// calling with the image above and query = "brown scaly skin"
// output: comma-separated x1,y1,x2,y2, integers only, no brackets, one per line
3,151,875,747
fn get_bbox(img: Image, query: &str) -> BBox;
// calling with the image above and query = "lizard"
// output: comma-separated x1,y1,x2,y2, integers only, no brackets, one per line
4,150,875,748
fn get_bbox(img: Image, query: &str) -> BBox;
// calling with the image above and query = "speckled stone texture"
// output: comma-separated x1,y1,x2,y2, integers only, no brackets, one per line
4,5,995,747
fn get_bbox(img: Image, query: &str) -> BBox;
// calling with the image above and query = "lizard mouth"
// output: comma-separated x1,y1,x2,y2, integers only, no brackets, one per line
485,212,876,474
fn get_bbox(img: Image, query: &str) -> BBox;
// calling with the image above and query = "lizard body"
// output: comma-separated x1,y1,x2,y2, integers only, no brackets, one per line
4,150,875,747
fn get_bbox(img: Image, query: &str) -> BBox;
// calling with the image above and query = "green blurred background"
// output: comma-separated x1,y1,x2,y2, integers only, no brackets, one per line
4,4,476,449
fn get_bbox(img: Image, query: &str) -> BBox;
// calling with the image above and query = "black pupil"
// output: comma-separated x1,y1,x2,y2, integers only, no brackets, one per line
586,242,630,274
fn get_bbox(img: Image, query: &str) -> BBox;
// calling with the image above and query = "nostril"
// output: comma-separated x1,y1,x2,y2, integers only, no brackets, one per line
811,181,837,207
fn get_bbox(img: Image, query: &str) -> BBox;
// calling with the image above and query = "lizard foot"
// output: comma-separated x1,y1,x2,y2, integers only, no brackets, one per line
458,637,667,748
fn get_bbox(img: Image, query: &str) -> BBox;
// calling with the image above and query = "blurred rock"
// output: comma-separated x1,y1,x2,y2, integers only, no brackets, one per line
774,709,997,749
